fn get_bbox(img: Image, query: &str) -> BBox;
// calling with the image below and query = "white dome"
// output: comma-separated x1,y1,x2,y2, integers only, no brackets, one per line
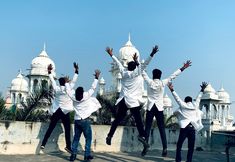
202,83,218,100
31,46,56,76
217,87,230,103
163,94,172,107
11,72,29,92
118,35,140,67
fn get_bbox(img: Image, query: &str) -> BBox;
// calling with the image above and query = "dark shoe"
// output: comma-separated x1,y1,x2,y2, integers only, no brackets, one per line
106,136,112,145
65,147,72,154
162,148,167,157
40,145,45,149
70,153,77,161
138,136,150,148
84,155,94,160
141,145,149,156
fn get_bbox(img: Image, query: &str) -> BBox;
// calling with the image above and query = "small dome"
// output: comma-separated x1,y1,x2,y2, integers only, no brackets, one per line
217,86,230,103
99,77,105,85
163,94,172,107
202,83,218,100
118,34,140,67
31,45,56,76
204,83,216,94
11,71,29,92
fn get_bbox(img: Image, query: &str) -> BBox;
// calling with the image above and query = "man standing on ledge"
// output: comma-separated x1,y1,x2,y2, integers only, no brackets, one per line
141,51,192,157
40,63,78,153
105,47,148,149
168,82,207,162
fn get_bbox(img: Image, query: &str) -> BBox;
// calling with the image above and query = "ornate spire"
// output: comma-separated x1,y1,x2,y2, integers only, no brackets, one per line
43,42,46,51
128,32,131,42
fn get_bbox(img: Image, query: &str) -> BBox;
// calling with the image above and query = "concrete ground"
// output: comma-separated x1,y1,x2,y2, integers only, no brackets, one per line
0,149,234,162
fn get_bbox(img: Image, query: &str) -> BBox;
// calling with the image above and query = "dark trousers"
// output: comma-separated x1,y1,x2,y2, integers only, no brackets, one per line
108,99,145,138
145,104,167,149
176,123,195,162
41,108,71,148
72,119,92,157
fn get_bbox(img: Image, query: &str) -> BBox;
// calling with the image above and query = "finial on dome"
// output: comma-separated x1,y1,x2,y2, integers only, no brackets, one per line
43,42,46,51
128,32,131,42
18,69,22,74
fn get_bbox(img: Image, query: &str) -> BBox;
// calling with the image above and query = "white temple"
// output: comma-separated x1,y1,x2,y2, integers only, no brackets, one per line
6,44,55,108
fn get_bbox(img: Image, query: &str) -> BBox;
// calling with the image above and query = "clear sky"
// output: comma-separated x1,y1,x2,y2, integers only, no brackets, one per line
0,0,235,118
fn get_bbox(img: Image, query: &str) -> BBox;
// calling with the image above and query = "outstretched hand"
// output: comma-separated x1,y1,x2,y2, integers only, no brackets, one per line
106,47,113,57
47,64,53,74
200,82,208,92
73,62,79,74
94,69,101,79
181,60,192,71
150,45,159,57
167,82,174,92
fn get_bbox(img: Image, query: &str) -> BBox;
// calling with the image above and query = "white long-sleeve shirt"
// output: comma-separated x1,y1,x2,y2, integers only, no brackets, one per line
172,91,203,130
112,55,144,108
142,68,181,111
49,73,78,114
65,79,101,120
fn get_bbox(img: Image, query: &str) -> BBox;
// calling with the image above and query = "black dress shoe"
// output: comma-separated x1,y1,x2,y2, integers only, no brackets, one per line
70,154,77,161
162,148,167,157
141,145,149,156
106,136,112,145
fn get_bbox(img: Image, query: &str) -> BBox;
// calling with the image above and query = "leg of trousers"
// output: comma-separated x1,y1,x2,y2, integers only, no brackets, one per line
176,128,188,162
145,109,155,143
61,112,71,148
71,120,83,154
130,107,146,137
154,106,167,149
83,120,92,158
108,99,128,137
186,127,195,162
41,108,62,146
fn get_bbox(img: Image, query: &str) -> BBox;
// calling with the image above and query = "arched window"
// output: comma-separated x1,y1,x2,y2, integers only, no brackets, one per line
18,93,22,103
41,80,48,89
33,79,39,91
213,104,217,119
12,93,16,104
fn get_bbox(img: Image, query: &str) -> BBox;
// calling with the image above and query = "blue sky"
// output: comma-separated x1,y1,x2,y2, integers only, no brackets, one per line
0,0,235,117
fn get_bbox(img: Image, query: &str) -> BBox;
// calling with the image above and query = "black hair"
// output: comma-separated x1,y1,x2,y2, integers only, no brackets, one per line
184,96,193,103
127,61,137,71
152,69,162,79
75,87,84,101
58,77,66,86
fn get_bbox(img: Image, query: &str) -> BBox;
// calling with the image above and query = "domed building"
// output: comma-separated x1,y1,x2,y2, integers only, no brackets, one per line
8,44,55,109
28,44,56,93
9,70,29,108
199,83,234,142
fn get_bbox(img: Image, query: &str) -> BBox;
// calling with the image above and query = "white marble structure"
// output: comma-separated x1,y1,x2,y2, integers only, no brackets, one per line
7,44,55,108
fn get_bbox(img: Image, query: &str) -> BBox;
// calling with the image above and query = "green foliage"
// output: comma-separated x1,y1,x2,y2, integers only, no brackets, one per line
0,86,52,122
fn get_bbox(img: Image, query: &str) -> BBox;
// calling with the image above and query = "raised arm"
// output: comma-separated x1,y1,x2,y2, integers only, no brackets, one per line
168,82,187,108
86,69,101,97
142,45,159,69
194,82,208,108
69,62,79,88
48,64,59,91
106,47,124,72
163,60,192,85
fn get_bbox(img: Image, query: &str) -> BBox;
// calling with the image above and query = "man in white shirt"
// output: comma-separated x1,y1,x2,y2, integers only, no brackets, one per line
168,82,207,162
66,70,101,162
105,47,148,148
40,63,78,153
141,51,192,157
